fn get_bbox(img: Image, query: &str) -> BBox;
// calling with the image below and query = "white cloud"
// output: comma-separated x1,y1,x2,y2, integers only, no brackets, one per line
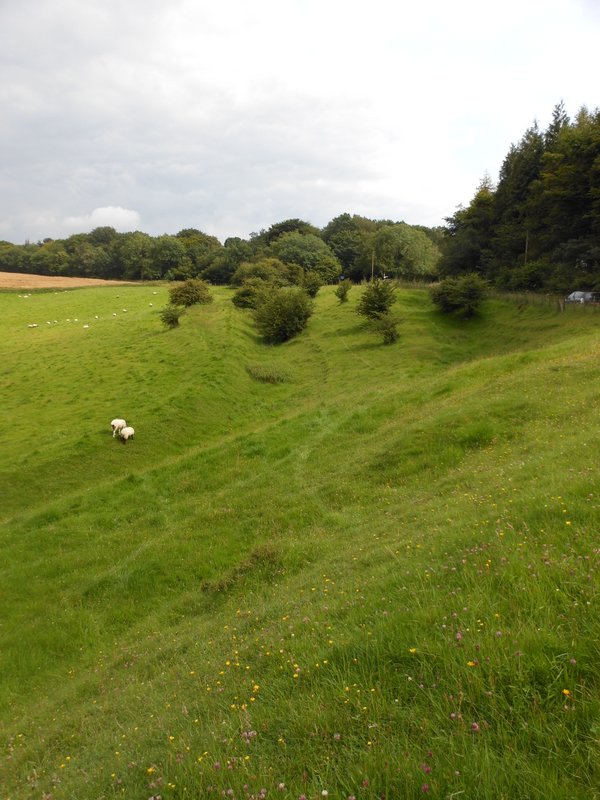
1,0,599,244
63,207,141,233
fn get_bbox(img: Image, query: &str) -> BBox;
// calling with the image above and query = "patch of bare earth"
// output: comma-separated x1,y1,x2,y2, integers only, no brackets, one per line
0,272,137,289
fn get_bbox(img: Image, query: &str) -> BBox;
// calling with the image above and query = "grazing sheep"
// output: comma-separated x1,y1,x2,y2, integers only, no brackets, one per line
111,418,127,437
119,426,135,444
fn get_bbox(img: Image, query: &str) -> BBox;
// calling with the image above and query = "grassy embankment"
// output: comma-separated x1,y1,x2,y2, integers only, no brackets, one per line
0,284,599,799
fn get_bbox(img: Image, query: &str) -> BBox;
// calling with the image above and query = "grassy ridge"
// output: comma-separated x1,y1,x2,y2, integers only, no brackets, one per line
1,286,599,799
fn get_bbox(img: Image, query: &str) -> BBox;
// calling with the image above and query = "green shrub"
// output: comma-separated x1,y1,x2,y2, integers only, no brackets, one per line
302,271,322,298
253,287,314,343
335,279,352,303
357,279,396,319
372,312,399,344
159,305,184,329
231,259,284,287
230,258,306,287
231,279,272,309
168,279,213,307
430,273,488,317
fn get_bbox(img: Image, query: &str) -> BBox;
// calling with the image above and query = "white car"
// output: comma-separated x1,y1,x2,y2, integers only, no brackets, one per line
565,291,598,304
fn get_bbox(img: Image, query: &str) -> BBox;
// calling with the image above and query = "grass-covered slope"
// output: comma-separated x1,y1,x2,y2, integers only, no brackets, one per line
1,285,599,799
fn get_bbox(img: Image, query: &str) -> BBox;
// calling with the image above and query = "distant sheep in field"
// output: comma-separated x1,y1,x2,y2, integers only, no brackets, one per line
111,418,127,437
119,426,135,444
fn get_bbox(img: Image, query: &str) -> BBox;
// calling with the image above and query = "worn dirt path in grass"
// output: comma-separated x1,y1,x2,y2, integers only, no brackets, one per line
0,271,136,289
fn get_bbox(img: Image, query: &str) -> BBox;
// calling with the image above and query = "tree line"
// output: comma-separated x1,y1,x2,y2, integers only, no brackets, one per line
439,102,600,292
0,216,442,286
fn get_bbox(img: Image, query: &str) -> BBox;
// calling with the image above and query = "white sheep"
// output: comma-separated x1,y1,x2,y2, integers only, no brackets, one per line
111,418,127,437
119,426,135,444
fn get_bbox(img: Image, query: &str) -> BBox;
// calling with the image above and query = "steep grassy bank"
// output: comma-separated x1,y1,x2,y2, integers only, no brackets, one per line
1,286,599,799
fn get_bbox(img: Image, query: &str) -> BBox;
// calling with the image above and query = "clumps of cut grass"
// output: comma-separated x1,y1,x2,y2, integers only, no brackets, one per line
200,545,282,594
246,363,290,384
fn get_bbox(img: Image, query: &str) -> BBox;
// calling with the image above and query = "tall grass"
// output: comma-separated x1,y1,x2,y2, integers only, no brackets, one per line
1,285,599,798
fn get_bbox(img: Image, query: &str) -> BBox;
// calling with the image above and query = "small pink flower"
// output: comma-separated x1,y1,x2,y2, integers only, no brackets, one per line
334,733,341,741
471,722,480,732
455,631,463,641
422,784,430,793
213,762,221,771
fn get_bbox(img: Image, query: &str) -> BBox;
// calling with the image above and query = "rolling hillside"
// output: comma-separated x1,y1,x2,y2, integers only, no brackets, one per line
1,284,599,799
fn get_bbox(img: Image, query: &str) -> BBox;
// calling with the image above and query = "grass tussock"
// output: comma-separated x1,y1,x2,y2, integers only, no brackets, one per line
1,285,600,799
246,363,291,383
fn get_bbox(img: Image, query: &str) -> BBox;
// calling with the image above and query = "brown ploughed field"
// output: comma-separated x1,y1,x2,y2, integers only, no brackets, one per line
0,272,135,289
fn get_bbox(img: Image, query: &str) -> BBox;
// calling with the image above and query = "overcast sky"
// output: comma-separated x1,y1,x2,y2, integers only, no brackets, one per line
1,0,599,245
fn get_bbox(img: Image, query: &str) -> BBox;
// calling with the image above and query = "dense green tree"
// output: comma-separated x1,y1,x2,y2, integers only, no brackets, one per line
87,226,119,247
356,279,397,319
152,235,191,280
0,241,30,273
439,178,496,277
491,124,545,267
255,218,321,246
30,241,70,275
116,232,155,280
361,223,440,280
528,107,600,265
63,234,112,277
201,238,254,284
321,213,375,277
544,100,569,149
175,229,222,275
270,232,341,282
430,273,488,317
440,103,600,290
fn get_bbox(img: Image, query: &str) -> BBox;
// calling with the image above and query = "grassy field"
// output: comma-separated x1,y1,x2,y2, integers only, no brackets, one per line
1,283,599,799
